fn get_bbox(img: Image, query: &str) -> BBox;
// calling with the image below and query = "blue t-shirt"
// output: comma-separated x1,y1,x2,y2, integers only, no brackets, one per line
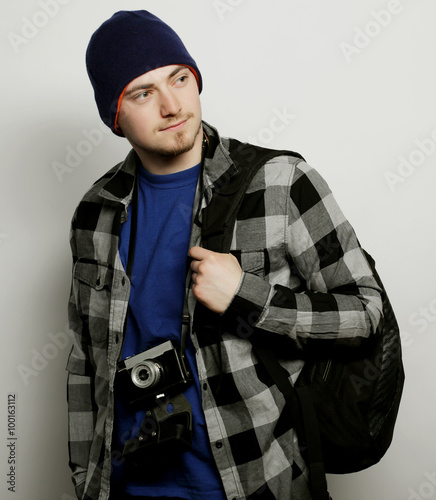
112,164,226,499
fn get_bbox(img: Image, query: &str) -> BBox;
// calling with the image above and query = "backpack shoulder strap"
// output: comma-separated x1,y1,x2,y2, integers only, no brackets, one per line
202,139,304,252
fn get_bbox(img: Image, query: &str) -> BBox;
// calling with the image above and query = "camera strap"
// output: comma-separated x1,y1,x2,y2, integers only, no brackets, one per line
125,172,138,284
121,172,138,346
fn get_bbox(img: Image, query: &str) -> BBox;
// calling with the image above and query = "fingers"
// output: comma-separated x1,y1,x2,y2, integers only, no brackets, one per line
190,255,206,285
187,246,242,313
188,246,213,261
190,258,200,273
191,269,198,284
189,246,214,276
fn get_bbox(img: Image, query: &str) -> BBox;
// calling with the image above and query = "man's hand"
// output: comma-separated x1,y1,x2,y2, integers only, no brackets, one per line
189,246,243,314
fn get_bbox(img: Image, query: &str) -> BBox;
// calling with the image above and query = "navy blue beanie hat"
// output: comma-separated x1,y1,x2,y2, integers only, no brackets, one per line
86,10,202,136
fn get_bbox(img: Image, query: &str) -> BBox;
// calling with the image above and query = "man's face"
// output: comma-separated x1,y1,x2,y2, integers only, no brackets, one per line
117,65,202,162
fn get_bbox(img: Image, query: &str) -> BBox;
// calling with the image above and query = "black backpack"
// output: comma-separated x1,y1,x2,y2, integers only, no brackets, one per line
200,139,405,500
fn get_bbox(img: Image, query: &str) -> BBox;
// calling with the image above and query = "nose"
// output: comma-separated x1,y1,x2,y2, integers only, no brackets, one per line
160,88,181,117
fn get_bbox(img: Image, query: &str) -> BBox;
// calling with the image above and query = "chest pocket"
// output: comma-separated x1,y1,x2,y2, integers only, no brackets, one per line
73,260,114,342
234,249,266,278
74,260,113,289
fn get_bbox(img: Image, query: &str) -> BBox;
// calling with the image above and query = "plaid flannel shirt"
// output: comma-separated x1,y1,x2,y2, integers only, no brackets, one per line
66,121,383,500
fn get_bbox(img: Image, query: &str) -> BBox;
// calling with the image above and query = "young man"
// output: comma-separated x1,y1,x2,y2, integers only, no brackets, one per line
67,10,383,500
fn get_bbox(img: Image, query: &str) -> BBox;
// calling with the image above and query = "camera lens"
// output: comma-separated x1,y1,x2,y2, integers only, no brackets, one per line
131,361,163,389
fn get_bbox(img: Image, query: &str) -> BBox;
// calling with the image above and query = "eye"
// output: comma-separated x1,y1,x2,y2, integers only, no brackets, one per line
175,74,189,86
135,91,150,101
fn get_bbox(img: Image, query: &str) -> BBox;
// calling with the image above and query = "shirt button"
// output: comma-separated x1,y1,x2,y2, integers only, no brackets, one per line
203,383,208,390
215,441,223,449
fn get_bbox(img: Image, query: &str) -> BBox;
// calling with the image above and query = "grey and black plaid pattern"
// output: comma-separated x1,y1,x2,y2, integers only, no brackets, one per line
66,122,382,499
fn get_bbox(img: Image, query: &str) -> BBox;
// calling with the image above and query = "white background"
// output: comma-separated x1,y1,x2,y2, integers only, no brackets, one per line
1,1,435,499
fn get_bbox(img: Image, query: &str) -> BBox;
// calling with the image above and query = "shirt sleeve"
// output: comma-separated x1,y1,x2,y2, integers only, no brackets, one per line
222,161,383,353
65,220,96,496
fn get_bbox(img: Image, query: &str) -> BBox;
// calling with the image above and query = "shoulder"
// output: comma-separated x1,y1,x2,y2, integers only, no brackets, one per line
222,137,305,168
73,149,138,212
70,150,138,235
251,148,332,200
79,161,124,204
69,162,122,231
229,140,325,193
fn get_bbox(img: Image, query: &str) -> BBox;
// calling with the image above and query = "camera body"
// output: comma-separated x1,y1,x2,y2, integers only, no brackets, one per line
117,340,191,405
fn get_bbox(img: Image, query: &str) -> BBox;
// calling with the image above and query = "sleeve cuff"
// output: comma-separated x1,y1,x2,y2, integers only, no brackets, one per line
221,272,272,335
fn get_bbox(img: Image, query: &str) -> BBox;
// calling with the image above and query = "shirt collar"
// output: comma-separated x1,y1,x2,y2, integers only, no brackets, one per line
95,121,238,211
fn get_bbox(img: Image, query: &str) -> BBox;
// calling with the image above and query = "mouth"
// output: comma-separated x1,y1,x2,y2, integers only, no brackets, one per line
160,119,188,132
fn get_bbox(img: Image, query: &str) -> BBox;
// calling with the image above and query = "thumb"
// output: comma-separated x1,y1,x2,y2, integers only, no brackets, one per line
188,246,214,260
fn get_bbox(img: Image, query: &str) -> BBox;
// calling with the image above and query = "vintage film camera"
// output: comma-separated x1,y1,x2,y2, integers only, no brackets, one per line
117,340,192,405
116,340,193,464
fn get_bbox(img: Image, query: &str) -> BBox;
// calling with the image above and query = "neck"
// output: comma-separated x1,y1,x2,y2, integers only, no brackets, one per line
134,124,204,175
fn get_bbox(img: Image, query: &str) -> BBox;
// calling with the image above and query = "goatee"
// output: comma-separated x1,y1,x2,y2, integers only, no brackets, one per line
154,116,202,158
